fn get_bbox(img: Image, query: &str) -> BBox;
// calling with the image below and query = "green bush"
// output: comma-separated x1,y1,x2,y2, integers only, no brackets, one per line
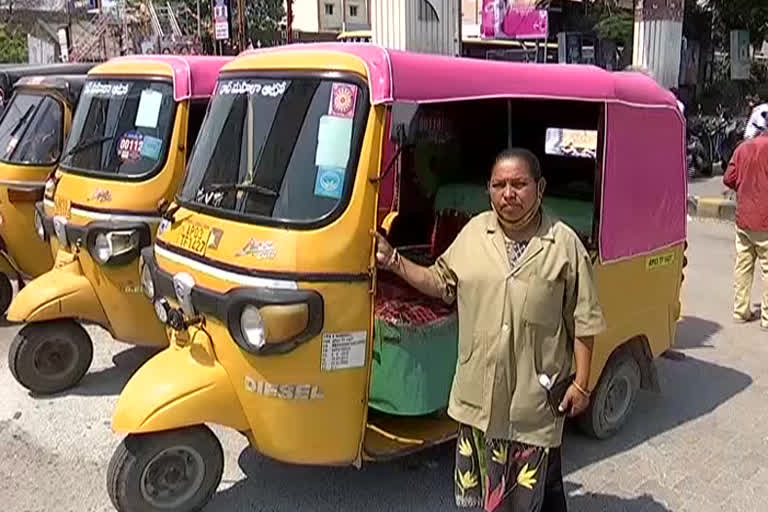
0,24,28,63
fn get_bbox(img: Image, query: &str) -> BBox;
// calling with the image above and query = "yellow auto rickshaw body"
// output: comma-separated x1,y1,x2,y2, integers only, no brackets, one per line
109,44,687,511
6,55,231,395
0,74,91,313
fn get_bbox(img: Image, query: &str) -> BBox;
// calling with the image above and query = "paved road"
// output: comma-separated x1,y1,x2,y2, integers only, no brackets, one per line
1,218,767,511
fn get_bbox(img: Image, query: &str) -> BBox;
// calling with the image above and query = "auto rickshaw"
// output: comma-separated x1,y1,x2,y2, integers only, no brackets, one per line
6,55,231,394
107,44,686,511
0,73,92,314
0,63,94,116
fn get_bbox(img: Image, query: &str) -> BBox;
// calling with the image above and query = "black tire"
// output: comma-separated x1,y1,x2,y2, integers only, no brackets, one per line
7,320,93,394
107,426,224,512
0,272,12,316
577,351,642,440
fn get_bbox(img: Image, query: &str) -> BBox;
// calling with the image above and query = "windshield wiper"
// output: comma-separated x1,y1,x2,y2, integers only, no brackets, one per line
204,182,279,198
9,105,35,137
63,134,114,158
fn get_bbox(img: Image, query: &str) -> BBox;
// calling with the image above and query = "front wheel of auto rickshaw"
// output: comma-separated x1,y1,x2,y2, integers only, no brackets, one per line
577,351,641,440
0,272,13,316
8,320,93,394
107,426,224,512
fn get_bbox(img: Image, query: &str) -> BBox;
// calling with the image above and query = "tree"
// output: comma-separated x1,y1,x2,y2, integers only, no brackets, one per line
0,23,28,63
245,0,283,33
704,0,768,47
175,0,285,45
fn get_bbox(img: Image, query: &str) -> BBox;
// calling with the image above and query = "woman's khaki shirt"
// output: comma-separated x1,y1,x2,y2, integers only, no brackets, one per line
432,211,606,448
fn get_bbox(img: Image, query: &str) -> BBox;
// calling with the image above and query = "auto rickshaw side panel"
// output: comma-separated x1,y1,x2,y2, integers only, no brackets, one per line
589,243,685,391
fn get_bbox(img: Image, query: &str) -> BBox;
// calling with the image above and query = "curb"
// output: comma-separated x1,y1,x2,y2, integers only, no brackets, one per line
687,195,736,221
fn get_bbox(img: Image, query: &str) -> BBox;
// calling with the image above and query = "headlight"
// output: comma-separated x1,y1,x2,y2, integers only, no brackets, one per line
92,230,140,264
172,272,195,316
34,211,45,240
240,306,266,349
94,233,110,263
140,260,155,301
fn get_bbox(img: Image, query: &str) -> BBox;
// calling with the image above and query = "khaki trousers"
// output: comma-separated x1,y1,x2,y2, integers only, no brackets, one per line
733,228,768,323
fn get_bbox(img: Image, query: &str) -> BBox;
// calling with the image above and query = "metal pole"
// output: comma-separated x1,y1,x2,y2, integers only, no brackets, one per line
342,0,347,32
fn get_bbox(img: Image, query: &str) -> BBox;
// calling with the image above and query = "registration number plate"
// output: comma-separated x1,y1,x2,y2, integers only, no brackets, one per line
54,197,71,218
177,222,212,256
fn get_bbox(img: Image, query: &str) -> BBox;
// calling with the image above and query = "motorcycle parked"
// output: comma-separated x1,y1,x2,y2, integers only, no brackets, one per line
686,105,743,178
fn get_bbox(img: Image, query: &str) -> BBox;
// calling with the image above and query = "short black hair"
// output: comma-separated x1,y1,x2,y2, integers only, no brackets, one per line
492,148,543,181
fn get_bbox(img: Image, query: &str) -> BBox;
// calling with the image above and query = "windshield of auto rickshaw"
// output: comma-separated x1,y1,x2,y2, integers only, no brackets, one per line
178,76,366,225
0,91,63,165
60,79,175,178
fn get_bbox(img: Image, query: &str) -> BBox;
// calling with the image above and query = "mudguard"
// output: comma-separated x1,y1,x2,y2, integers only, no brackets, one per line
6,259,108,324
0,252,15,275
112,333,249,434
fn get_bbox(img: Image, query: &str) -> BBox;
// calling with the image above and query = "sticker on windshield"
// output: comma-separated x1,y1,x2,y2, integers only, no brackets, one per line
217,80,288,97
314,166,345,199
329,83,357,118
135,89,163,128
117,131,144,162
84,81,130,97
315,115,353,169
140,135,162,161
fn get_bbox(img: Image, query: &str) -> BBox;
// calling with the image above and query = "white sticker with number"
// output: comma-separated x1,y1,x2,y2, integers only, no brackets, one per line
321,331,367,371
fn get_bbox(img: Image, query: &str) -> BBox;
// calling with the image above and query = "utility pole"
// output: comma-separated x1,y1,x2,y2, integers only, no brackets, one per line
286,0,293,43
342,0,347,32
197,0,201,40
237,0,245,50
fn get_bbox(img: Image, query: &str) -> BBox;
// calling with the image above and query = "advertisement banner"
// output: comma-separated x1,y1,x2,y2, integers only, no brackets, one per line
213,0,231,41
482,0,548,40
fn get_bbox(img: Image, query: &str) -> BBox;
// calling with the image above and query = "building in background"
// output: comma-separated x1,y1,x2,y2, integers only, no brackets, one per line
286,0,370,37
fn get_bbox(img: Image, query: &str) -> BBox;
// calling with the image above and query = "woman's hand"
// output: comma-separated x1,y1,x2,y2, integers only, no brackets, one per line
558,384,590,418
375,232,397,269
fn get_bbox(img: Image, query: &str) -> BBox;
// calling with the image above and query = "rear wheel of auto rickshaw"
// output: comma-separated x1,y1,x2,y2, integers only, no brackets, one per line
577,351,641,440
0,272,13,316
8,320,93,394
107,426,224,512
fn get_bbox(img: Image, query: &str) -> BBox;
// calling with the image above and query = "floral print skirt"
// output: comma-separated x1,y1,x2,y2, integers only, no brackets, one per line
454,424,567,512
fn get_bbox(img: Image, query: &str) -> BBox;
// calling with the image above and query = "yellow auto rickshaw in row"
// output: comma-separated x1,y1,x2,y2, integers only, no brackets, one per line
105,44,687,511
0,71,93,314
6,55,231,394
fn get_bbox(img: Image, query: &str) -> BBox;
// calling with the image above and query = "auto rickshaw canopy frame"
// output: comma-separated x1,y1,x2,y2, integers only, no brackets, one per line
237,43,687,264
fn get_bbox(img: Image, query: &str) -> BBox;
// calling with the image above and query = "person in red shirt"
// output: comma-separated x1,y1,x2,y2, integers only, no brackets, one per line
724,126,768,327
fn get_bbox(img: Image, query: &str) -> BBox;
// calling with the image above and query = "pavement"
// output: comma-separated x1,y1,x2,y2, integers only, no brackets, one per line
687,173,737,222
1,218,768,511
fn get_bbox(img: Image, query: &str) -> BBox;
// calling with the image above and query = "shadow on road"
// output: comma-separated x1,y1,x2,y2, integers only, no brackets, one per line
208,344,749,510
564,482,671,512
30,346,160,398
674,315,721,349
207,443,674,511
208,443,456,511
562,354,751,475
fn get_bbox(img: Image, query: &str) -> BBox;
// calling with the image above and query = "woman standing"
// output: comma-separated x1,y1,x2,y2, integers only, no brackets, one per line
375,148,606,512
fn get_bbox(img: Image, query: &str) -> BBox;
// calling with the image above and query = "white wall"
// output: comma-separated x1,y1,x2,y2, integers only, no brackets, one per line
373,0,459,56
372,0,407,50
633,19,683,88
318,0,370,31
286,0,320,33
407,0,460,56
